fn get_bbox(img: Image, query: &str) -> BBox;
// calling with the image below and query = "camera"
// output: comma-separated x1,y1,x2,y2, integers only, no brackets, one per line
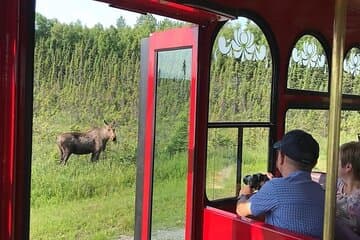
243,173,269,190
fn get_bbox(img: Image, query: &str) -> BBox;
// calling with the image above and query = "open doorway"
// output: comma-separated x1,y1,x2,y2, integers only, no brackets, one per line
31,1,184,238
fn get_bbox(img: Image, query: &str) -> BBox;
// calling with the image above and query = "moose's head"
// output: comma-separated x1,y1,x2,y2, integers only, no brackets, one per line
104,120,117,142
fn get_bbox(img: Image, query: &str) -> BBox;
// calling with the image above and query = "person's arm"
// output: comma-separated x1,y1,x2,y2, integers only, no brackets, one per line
236,197,251,216
236,185,253,216
335,219,360,240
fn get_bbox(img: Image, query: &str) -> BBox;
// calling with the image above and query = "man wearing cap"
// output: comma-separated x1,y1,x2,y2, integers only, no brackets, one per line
236,129,325,238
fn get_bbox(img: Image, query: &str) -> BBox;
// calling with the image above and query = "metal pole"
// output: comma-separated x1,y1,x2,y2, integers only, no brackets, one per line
323,0,347,239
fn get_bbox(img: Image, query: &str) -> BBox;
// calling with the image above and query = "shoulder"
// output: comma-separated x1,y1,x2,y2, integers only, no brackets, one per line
263,177,286,188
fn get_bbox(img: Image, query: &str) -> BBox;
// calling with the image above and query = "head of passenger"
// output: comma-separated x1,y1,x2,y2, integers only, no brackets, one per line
273,129,319,174
339,141,360,181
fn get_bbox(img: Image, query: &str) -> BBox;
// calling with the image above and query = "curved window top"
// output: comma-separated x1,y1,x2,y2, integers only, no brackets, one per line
209,17,272,122
217,26,267,62
343,47,360,95
288,35,329,92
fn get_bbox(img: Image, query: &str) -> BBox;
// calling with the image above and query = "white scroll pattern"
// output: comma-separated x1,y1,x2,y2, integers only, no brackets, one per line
344,51,360,76
218,30,266,62
291,41,326,68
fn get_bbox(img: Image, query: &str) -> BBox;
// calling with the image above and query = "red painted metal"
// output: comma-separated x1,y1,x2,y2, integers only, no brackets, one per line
185,27,198,240
99,0,228,26
203,207,318,240
1,0,359,239
0,1,18,239
190,22,221,240
142,27,198,240
0,0,34,239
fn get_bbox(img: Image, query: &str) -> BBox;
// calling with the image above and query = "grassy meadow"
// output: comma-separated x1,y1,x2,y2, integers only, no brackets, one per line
30,113,138,239
30,114,189,239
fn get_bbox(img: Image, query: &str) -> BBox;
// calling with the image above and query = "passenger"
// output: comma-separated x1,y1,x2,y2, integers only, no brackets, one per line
336,141,360,236
236,129,325,238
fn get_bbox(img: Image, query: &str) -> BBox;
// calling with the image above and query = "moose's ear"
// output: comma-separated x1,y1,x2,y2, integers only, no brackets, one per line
104,120,109,125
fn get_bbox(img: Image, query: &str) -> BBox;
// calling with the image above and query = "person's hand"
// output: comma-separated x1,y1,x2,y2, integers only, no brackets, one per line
265,172,274,180
239,184,254,196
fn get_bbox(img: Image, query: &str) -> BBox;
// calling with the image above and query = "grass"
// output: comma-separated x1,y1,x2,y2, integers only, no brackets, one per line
30,111,353,239
30,155,137,239
30,191,135,240
30,115,137,239
151,179,186,229
206,128,269,200
31,145,136,207
30,114,189,239
151,152,188,230
30,150,188,239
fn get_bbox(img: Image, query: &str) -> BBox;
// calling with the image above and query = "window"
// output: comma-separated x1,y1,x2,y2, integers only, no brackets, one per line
288,35,329,92
285,109,360,172
285,109,328,171
343,47,360,95
209,17,272,122
207,17,272,200
206,128,269,200
151,49,192,237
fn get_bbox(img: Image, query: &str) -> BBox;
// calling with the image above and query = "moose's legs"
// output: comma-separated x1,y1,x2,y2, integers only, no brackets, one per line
57,144,71,165
62,152,71,165
58,146,64,164
91,152,100,162
57,145,66,164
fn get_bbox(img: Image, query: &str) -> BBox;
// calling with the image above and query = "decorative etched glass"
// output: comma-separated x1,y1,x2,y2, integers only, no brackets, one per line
210,17,272,122
288,35,329,92
218,30,266,61
343,47,360,95
344,48,360,76
291,42,326,68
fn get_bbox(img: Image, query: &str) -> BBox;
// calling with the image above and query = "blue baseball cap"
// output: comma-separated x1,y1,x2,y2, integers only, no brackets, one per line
273,129,319,165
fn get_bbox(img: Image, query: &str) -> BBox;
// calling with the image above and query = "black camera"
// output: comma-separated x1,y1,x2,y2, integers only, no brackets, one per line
243,173,269,190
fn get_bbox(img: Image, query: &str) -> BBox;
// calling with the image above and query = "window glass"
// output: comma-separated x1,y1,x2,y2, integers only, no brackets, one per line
288,35,329,92
151,48,191,238
339,110,360,144
241,128,269,184
206,128,268,200
285,109,360,172
209,17,272,122
343,47,360,95
285,109,328,171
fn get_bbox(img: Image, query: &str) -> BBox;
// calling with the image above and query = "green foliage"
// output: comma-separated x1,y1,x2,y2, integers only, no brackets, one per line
30,192,135,239
32,14,185,239
210,19,272,122
164,111,188,155
32,13,360,239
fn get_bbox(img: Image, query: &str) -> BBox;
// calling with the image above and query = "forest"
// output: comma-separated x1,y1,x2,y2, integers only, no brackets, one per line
31,13,360,239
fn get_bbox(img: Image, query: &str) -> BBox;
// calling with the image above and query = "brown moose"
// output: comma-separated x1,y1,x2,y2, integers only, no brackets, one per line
56,120,117,165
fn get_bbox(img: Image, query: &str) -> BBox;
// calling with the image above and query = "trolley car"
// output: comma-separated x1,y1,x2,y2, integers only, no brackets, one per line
1,0,360,239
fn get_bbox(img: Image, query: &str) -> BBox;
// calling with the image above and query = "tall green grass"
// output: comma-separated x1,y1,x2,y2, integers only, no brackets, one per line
30,191,135,240
30,114,189,238
30,115,137,239
206,128,269,200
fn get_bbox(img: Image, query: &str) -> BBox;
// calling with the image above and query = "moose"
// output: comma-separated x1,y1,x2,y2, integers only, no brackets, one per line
56,120,117,165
